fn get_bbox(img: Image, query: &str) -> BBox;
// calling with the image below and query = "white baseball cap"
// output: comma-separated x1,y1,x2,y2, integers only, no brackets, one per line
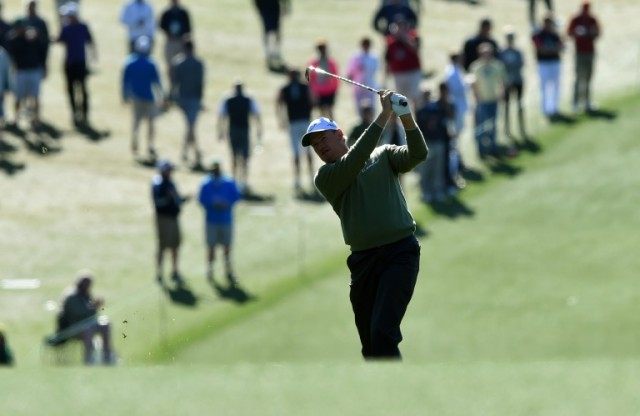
134,36,151,54
301,117,340,147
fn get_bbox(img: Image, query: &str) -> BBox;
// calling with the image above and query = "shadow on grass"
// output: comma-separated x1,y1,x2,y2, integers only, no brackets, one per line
586,108,618,121
163,280,198,307
295,189,325,204
461,166,485,183
35,120,63,140
487,158,522,177
135,156,158,169
516,137,542,154
75,121,111,142
242,189,275,203
0,158,25,175
209,279,255,304
4,123,27,138
428,196,475,219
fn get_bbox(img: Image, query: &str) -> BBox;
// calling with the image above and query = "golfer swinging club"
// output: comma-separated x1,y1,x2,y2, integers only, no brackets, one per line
301,90,427,359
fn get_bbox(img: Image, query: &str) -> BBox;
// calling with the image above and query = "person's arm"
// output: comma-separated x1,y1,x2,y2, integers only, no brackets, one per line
275,89,287,129
592,18,600,39
251,100,263,145
217,100,228,142
315,92,393,201
159,10,168,35
386,112,428,174
183,9,192,34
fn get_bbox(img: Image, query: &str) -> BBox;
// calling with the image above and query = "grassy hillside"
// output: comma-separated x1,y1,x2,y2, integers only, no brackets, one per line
1,0,640,413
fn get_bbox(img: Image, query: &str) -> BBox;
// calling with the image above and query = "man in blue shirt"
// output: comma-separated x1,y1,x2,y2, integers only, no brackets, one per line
122,35,162,159
57,3,95,126
500,30,526,148
198,160,240,286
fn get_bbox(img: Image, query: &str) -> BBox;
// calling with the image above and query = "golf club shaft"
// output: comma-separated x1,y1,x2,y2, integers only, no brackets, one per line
306,66,408,107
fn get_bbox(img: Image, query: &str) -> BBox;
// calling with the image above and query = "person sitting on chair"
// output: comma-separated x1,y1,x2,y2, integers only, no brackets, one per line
58,271,115,365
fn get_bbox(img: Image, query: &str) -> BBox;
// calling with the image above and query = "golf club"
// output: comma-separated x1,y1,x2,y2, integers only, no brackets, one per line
305,66,408,107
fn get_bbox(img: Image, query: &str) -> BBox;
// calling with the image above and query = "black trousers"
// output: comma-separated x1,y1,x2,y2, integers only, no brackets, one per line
64,62,88,121
347,235,420,359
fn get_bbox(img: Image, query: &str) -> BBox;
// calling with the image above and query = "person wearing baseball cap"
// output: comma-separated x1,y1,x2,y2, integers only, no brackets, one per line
303,90,428,360
152,159,189,284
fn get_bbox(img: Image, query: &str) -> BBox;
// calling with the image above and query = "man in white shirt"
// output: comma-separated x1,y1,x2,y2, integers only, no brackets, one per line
120,0,155,52
346,37,379,116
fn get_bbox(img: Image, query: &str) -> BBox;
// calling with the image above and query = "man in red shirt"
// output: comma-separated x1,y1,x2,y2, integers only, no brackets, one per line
384,19,421,109
567,1,600,112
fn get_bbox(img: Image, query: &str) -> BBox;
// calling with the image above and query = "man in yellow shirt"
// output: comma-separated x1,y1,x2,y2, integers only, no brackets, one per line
470,43,506,159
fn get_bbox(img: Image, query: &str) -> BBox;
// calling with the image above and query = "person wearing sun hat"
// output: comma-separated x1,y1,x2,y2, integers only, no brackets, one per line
302,90,427,359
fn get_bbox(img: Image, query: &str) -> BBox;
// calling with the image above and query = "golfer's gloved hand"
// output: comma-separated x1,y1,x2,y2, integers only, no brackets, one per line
391,93,410,116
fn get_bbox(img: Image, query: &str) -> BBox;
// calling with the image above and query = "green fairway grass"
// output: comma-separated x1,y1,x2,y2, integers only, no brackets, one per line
2,0,640,414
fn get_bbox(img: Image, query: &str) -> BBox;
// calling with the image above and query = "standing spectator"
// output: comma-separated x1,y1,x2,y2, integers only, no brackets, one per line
152,159,188,284
0,324,14,366
372,0,418,36
59,272,115,365
0,2,11,50
217,81,262,193
416,86,452,202
120,0,155,53
307,39,339,119
347,105,374,148
158,0,191,86
276,68,314,194
122,36,162,159
56,3,95,127
198,160,241,286
461,18,498,72
529,0,553,28
384,20,422,109
444,52,468,186
346,37,379,116
470,43,505,159
6,0,49,127
532,15,564,120
0,44,10,130
253,0,289,72
171,40,204,167
567,1,600,113
500,29,526,143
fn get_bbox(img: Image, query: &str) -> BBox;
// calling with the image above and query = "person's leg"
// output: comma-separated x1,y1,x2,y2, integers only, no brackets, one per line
515,83,526,138
585,55,595,110
433,142,446,198
475,103,489,158
549,61,561,115
289,122,302,190
97,321,112,363
545,0,553,12
223,245,235,284
538,63,551,116
80,328,96,364
504,85,512,137
64,65,77,123
488,101,498,156
369,237,420,358
529,0,536,27
79,71,89,123
348,249,382,358
147,112,156,157
132,101,142,155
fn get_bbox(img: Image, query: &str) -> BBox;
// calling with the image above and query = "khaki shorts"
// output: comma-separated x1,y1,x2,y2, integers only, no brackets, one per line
133,100,158,121
156,215,181,249
206,223,232,247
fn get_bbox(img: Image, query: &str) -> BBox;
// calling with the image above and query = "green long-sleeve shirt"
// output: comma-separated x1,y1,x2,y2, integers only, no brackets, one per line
314,122,428,251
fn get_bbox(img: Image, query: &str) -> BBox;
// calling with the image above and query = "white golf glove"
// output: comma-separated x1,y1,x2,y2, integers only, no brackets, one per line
391,93,410,116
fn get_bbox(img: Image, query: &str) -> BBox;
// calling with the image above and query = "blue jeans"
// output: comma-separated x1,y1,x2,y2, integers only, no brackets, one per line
475,101,498,158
